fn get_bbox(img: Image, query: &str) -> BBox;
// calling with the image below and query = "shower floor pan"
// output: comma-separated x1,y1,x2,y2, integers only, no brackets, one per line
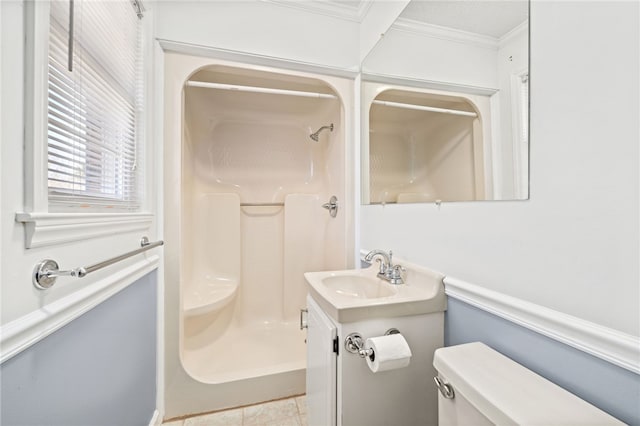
182,320,307,384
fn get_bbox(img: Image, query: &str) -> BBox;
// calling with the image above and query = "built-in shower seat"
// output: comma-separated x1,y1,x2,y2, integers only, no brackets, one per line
183,278,238,317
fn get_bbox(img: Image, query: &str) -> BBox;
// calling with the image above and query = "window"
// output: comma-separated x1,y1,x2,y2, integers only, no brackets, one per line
47,0,143,210
16,0,150,248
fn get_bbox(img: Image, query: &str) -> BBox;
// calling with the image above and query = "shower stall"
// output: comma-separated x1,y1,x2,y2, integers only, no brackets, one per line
163,53,353,419
361,81,493,204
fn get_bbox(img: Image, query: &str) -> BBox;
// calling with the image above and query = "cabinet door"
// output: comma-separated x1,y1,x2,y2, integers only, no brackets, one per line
306,296,337,426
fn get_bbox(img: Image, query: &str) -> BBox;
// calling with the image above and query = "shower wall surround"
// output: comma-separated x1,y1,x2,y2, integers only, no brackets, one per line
362,85,491,204
163,53,355,418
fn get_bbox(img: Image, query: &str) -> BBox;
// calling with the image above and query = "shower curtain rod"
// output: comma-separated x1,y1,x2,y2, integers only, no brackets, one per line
372,100,477,118
186,81,338,99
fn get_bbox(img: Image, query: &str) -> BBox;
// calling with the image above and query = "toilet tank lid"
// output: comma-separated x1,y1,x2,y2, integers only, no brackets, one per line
433,342,624,426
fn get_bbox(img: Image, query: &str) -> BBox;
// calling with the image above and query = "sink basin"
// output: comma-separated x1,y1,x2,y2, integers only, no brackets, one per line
304,258,446,323
322,275,397,299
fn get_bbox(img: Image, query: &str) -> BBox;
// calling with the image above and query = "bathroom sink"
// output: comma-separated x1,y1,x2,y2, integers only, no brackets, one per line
304,258,446,323
321,275,397,299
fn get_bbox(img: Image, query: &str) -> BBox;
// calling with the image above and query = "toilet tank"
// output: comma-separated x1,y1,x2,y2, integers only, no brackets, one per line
433,342,624,425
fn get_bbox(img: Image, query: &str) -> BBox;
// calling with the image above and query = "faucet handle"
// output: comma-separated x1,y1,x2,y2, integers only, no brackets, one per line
391,264,404,274
389,264,405,284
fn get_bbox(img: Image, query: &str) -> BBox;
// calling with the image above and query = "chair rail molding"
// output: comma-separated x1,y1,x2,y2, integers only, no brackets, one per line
0,255,159,364
444,276,640,374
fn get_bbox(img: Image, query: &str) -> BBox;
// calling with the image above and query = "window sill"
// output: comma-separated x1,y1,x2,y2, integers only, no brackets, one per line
15,212,154,248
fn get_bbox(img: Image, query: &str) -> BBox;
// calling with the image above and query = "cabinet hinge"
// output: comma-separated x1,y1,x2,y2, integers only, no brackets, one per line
333,336,339,355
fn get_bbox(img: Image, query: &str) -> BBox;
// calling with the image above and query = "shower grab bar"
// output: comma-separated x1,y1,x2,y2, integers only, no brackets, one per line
240,202,285,207
186,81,338,100
372,100,478,118
32,237,164,290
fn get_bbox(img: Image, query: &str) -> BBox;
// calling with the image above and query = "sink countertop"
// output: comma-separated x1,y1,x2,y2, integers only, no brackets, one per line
304,260,446,323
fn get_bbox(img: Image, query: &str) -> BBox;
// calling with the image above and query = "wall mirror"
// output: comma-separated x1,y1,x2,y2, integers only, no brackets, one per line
361,0,529,204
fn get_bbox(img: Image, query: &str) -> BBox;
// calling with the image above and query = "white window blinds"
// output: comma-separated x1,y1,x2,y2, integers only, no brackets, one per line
47,0,143,210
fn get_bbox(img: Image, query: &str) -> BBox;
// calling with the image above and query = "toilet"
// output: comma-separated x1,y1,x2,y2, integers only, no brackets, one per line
433,342,623,425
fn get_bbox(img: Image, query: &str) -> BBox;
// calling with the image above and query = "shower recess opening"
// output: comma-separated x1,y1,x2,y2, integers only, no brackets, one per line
179,64,349,397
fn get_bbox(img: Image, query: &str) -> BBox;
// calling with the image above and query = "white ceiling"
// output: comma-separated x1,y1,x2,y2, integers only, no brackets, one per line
399,1,528,39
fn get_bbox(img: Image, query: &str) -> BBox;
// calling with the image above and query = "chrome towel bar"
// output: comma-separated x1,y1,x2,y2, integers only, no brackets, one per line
32,236,164,290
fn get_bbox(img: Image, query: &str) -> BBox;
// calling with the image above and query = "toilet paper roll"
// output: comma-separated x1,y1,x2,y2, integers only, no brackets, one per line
365,333,412,373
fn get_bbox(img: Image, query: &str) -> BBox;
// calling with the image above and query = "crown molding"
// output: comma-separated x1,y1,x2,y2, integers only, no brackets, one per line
392,17,499,50
262,0,373,23
499,20,529,48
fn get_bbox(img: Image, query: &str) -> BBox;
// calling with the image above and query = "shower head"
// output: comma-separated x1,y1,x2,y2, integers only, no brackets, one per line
310,123,334,142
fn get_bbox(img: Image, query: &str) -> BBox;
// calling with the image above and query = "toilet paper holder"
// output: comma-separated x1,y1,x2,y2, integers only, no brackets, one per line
344,328,400,359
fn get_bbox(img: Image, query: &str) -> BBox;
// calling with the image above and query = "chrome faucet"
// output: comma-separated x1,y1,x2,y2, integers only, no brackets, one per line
363,249,404,285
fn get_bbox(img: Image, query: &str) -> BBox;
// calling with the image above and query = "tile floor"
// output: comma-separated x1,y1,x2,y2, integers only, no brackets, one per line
163,395,307,426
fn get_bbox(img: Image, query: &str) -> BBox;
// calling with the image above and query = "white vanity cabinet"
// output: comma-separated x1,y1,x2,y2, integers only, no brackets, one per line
334,312,443,426
306,296,338,426
307,296,444,426
304,261,446,426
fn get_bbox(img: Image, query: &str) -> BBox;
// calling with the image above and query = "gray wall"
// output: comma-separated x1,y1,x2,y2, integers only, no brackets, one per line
1,271,157,426
445,297,640,425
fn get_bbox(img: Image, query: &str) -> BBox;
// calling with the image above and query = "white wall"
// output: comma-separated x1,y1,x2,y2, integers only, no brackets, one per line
361,1,639,336
0,1,159,328
359,1,410,63
362,23,498,89
0,0,5,313
0,1,25,324
155,1,360,71
1,3,161,420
